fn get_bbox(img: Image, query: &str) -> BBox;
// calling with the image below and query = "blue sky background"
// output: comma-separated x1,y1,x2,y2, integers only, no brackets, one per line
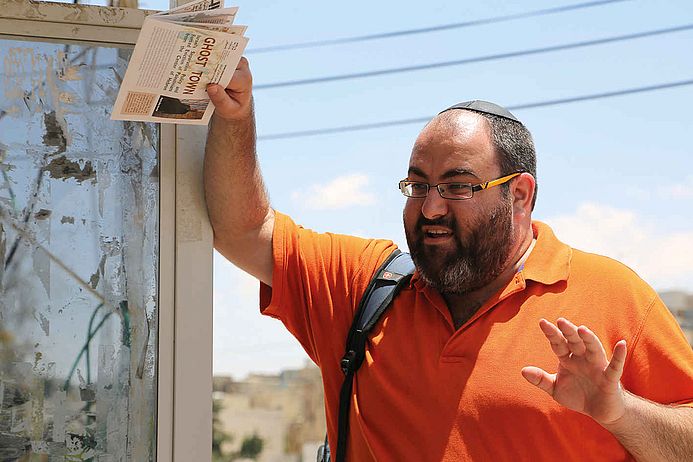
84,0,693,377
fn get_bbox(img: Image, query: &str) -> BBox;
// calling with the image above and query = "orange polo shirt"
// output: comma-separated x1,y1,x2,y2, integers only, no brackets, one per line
260,212,693,461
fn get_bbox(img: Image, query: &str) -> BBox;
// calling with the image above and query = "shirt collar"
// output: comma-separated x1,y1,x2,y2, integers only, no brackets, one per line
522,220,571,285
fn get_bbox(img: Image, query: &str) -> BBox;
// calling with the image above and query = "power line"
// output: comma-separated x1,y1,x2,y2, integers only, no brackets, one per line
255,24,693,90
257,78,693,141
247,0,631,54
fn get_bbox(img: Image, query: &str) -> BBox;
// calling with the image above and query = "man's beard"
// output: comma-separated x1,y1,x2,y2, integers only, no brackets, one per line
405,198,516,295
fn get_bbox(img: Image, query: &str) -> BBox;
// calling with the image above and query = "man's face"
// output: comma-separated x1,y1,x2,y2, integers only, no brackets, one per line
403,112,517,295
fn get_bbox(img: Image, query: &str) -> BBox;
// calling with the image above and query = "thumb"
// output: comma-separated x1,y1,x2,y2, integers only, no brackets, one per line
521,366,556,395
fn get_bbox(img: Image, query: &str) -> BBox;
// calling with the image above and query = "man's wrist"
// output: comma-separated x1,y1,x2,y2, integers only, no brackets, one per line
599,389,637,433
211,108,252,126
210,104,255,140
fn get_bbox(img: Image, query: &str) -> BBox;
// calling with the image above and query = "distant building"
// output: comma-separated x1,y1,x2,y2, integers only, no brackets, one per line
660,291,693,346
214,363,325,462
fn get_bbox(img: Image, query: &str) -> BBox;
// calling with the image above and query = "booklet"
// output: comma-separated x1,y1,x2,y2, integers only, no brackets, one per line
111,0,248,125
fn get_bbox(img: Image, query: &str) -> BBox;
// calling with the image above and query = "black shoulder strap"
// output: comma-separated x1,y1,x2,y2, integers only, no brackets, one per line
333,250,415,462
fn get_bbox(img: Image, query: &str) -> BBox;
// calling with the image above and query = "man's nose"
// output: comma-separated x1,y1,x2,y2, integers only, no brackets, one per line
421,188,448,220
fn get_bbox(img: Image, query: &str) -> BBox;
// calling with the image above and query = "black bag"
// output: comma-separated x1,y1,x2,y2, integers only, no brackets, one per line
318,249,415,462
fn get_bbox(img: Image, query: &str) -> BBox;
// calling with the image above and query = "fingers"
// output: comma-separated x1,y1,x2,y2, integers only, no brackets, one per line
542,318,604,359
556,318,586,356
539,318,570,360
521,366,556,396
604,340,627,383
227,56,252,92
540,318,623,374
577,325,607,364
540,318,614,366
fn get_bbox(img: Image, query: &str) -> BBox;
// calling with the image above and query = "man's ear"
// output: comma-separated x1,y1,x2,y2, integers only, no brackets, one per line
512,173,536,217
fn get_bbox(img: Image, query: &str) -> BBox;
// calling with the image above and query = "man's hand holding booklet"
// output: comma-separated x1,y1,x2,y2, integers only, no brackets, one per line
111,0,248,125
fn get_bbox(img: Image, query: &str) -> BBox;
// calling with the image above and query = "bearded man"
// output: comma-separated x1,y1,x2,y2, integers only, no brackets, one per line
204,58,693,462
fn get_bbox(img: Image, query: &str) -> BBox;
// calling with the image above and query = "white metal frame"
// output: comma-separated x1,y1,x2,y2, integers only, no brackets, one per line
0,1,213,460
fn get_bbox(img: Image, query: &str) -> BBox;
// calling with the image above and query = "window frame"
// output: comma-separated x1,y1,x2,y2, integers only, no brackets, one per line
0,1,214,460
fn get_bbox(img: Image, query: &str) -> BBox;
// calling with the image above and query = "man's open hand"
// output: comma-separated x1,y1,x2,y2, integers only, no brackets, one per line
521,318,628,426
207,56,253,120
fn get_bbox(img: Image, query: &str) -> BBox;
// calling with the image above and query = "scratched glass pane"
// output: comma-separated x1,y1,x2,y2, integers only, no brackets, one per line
0,40,158,461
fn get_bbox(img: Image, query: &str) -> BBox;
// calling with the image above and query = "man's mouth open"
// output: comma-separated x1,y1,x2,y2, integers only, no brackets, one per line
422,228,453,243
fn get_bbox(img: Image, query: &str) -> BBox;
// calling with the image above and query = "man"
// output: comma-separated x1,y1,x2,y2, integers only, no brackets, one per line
204,58,693,461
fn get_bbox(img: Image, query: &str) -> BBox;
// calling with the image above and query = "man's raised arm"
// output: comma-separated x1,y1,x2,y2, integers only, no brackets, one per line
205,57,274,286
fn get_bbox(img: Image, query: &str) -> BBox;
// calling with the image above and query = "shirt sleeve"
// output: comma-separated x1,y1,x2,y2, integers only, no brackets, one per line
259,211,398,369
622,293,693,407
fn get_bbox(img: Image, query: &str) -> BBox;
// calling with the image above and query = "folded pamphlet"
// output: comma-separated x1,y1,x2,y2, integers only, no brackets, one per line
111,0,248,125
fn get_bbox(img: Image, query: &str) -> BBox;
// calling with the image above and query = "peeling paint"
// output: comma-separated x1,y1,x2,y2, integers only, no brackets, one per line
45,156,96,183
97,7,130,25
58,64,82,82
35,208,52,220
42,111,67,153
59,91,77,104
79,385,96,402
4,0,151,29
88,254,105,289
1,36,159,461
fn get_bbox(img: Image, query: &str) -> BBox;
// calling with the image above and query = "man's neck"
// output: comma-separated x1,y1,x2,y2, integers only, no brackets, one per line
443,227,536,329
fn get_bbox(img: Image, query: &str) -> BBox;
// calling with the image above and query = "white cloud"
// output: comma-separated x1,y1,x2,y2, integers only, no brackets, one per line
544,202,693,292
659,176,693,199
291,173,376,210
624,176,693,201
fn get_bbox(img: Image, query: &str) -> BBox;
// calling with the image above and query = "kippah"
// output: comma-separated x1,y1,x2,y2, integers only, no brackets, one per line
439,100,522,124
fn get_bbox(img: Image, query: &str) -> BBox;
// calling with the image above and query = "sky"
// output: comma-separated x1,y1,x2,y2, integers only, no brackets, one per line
75,0,693,378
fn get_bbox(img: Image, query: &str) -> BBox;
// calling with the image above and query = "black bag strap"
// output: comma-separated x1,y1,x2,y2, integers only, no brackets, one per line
333,250,415,462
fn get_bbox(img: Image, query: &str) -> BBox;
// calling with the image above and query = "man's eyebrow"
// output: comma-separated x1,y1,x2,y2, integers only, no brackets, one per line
407,166,480,180
407,166,427,178
441,168,479,180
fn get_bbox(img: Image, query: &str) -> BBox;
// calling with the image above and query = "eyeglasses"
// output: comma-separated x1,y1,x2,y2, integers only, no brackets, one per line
398,172,522,200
